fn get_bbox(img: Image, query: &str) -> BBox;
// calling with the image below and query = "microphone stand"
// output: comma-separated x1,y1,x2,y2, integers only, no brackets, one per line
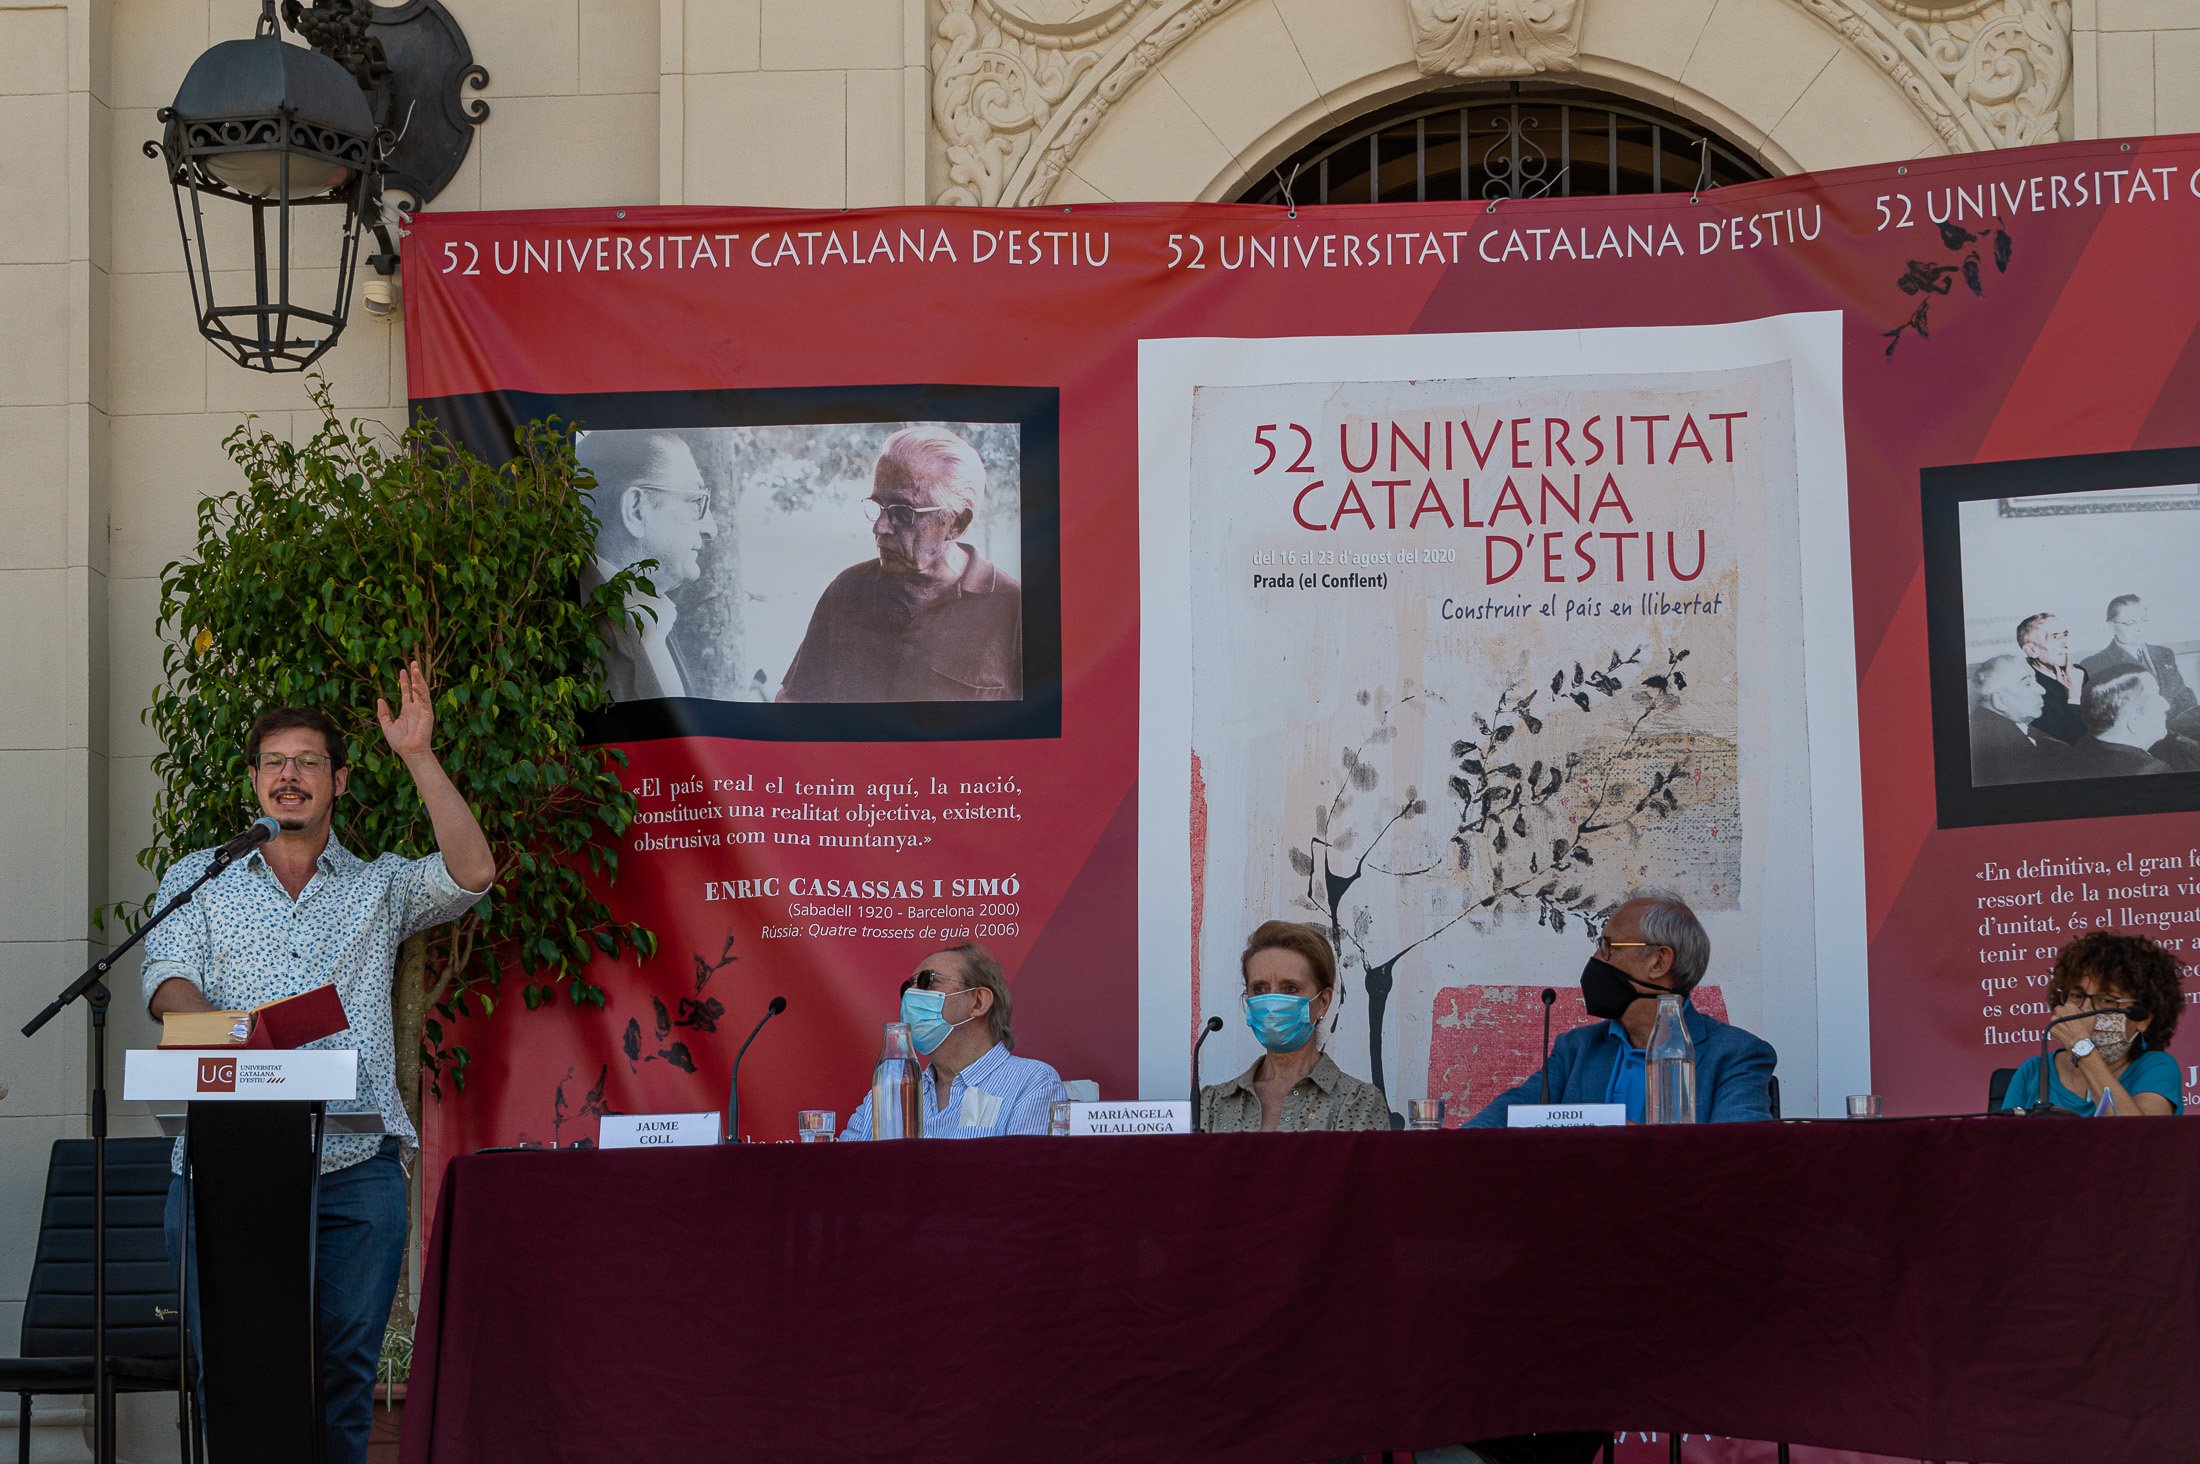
725,997,786,1143
1189,1016,1223,1133
1538,988,1556,1105
2025,1005,2142,1116
19,846,247,1464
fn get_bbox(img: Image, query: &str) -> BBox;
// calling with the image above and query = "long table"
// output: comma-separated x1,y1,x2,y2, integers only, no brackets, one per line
399,1118,2200,1463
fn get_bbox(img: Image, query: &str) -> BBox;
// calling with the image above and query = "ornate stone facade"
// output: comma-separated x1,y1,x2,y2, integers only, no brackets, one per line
931,0,1249,207
1887,0,2070,148
928,0,2074,205
1408,0,1584,80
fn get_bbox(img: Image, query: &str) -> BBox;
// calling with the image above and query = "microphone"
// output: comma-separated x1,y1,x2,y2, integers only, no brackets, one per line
1190,1015,1224,1133
2027,1004,2146,1115
1538,988,1557,1105
725,996,787,1143
215,816,280,862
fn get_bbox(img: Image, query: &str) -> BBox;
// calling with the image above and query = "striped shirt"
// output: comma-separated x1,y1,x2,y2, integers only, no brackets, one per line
838,1041,1066,1140
140,839,487,1174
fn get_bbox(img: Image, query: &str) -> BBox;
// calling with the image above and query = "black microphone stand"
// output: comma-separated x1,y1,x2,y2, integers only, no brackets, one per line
19,846,246,1464
1189,1016,1223,1133
725,996,786,1143
2024,1005,2144,1116
1538,988,1557,1105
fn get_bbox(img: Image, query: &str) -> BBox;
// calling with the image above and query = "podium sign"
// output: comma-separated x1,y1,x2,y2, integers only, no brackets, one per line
124,1047,358,1102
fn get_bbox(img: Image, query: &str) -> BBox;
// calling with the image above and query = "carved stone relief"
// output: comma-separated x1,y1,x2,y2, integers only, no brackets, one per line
928,0,2073,205
931,0,1247,207
1885,0,2070,148
1408,0,1583,80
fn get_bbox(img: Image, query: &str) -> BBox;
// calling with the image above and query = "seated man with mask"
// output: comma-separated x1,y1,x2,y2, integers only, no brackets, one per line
1464,891,1777,1126
838,942,1066,1138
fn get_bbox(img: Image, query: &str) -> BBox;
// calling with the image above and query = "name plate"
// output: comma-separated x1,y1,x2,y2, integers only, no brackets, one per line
599,1112,721,1148
1506,1103,1627,1129
1067,1100,1191,1135
124,1048,358,1102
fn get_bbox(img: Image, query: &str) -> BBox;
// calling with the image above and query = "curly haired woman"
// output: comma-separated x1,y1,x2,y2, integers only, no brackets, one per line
2003,931,2185,1116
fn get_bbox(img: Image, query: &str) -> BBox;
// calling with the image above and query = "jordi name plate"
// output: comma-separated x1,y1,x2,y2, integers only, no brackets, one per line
1505,1103,1627,1129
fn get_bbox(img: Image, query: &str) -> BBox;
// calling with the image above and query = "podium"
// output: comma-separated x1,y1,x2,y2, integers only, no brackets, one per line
125,1048,363,1464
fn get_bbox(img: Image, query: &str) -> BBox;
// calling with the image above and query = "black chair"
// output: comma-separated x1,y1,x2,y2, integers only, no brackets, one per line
1989,1066,2018,1112
1766,1073,1781,1119
0,1136,200,1464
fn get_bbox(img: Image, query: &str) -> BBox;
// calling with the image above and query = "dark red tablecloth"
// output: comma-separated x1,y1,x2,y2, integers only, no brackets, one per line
399,1119,2200,1464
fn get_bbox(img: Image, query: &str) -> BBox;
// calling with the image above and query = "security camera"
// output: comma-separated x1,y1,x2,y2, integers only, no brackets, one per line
363,275,399,316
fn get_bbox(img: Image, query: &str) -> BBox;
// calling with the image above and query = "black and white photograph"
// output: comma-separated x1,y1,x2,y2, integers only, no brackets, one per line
426,383,1063,743
1926,446,2200,827
576,420,1025,705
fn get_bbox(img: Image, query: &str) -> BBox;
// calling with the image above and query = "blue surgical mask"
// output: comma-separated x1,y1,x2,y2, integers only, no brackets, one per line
1244,993,1316,1054
899,986,974,1055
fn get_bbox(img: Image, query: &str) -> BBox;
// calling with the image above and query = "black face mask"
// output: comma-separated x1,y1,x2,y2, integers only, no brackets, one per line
1581,956,1663,1020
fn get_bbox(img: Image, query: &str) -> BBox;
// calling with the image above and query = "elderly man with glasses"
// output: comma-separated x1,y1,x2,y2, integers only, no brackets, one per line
777,425,1023,703
143,673,496,1464
1464,890,1778,1126
574,429,717,701
837,943,1066,1139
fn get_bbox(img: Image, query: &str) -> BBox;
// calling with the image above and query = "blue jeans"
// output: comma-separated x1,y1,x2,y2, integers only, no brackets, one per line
165,1139,408,1464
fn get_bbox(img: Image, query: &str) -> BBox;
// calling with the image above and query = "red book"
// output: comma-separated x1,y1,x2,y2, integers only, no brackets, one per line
159,983,349,1049
250,983,349,1049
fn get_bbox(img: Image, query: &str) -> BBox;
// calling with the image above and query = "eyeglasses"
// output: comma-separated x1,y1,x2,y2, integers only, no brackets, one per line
632,484,711,521
251,752,329,774
1595,937,1653,954
910,968,968,993
862,500,952,531
2065,990,2134,1012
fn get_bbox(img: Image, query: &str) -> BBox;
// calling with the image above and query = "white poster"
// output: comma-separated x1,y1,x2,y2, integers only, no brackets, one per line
1139,316,1868,1117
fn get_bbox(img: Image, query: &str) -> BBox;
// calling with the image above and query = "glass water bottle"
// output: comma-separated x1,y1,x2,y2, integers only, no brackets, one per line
1644,993,1697,1125
870,1021,922,1139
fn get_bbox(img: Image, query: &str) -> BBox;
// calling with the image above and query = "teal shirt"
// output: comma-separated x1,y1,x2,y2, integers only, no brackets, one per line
2002,1046,2185,1115
1603,1027,1648,1123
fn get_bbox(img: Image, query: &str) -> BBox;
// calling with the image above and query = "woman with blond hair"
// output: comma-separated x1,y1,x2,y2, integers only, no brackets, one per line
1199,920,1391,1133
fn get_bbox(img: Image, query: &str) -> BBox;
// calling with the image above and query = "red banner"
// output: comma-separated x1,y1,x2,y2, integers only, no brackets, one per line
404,136,2200,1178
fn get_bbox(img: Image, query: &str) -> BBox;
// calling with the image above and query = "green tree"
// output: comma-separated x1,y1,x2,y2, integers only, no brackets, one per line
124,390,656,1125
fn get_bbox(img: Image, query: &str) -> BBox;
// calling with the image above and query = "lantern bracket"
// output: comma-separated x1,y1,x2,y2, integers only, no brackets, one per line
280,0,488,216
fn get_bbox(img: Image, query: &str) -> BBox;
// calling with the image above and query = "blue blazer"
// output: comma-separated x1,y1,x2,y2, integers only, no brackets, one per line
1464,998,1777,1126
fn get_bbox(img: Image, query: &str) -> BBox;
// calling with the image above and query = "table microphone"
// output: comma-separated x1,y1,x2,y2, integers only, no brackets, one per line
725,996,787,1143
1538,988,1557,1104
2026,1004,2145,1116
1190,1015,1223,1133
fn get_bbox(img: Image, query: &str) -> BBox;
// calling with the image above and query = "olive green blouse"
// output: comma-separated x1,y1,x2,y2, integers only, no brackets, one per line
1198,1051,1394,1133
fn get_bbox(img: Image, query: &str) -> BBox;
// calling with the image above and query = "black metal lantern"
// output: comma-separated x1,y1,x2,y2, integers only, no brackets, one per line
147,0,488,372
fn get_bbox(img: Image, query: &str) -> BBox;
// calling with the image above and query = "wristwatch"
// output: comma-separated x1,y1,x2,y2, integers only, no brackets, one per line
2070,1037,2097,1060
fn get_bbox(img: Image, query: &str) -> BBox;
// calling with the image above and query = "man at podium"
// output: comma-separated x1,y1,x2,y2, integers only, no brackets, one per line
140,665,496,1464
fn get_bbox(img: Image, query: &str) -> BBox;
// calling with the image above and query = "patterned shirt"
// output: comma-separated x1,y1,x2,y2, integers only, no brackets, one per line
141,839,487,1174
1200,1051,1394,1133
838,1041,1066,1140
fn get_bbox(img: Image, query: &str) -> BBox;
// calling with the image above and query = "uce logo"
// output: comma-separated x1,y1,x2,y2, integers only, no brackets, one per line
195,1057,237,1093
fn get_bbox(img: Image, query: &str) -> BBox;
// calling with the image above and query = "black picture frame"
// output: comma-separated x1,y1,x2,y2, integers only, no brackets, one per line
1923,444,2200,829
409,383,1063,744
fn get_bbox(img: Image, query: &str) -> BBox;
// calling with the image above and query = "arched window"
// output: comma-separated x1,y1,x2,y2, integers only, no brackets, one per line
1239,84,1771,206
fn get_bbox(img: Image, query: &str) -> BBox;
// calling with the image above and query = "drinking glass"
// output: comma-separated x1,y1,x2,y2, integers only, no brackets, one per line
1845,1094,1882,1119
797,1109,837,1142
1049,1099,1073,1136
1406,1098,1446,1130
